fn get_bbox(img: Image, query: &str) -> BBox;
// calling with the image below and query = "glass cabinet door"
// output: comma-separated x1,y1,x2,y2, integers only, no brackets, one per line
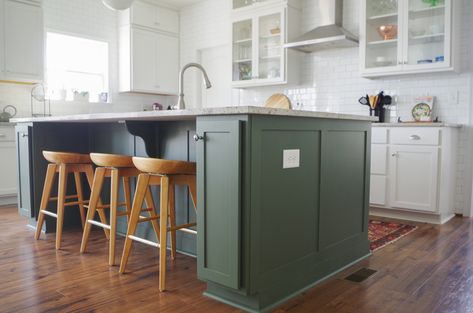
364,0,400,70
258,12,283,81
405,0,448,67
232,19,253,82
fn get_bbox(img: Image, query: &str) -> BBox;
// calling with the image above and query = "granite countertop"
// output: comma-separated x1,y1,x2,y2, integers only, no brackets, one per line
372,122,462,128
11,106,377,123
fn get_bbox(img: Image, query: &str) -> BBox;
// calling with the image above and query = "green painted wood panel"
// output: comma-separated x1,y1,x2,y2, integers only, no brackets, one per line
319,130,368,249
197,119,241,290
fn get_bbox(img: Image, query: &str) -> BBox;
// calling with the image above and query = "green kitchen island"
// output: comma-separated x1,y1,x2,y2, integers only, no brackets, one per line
13,106,374,313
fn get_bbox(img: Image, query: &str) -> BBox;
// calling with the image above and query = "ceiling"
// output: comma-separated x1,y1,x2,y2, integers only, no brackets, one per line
150,0,205,9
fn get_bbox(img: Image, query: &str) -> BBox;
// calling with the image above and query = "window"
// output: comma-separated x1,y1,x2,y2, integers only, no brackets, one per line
46,32,109,103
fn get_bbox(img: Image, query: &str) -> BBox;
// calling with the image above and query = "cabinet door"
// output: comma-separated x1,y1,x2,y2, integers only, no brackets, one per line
196,119,241,290
370,175,387,206
16,126,33,218
389,145,439,212
403,0,451,70
131,1,156,29
131,28,157,92
155,33,178,94
4,0,43,81
232,18,253,83
0,141,17,197
155,6,179,34
257,9,284,83
361,0,402,73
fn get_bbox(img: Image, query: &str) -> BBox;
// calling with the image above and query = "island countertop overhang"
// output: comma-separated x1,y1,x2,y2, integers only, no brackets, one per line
11,106,377,123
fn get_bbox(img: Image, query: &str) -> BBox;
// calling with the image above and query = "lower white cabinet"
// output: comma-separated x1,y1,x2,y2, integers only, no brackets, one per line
370,126,458,224
389,145,439,212
0,125,17,205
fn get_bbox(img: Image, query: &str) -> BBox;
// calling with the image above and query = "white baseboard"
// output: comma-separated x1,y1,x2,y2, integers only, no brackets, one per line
370,207,455,225
0,195,17,206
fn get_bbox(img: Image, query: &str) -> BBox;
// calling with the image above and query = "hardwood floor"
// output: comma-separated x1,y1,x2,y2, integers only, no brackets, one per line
1,205,473,313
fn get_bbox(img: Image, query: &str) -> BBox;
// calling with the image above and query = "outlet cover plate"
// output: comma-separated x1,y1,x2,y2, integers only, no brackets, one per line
283,149,300,169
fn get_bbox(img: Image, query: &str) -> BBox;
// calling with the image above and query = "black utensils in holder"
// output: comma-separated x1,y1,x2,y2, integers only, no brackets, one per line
358,91,392,123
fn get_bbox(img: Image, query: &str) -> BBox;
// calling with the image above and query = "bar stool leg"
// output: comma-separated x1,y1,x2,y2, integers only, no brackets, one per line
168,182,177,260
119,174,150,274
144,188,161,242
73,172,86,229
123,176,132,222
109,168,119,266
84,166,110,239
56,164,68,250
159,175,170,292
35,163,57,240
80,167,106,253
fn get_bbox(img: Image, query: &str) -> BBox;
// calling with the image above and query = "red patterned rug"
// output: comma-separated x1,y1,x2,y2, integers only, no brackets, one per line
369,220,417,251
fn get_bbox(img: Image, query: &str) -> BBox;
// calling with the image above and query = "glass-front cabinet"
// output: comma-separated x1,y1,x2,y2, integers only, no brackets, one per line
233,0,272,10
232,7,286,87
361,0,456,78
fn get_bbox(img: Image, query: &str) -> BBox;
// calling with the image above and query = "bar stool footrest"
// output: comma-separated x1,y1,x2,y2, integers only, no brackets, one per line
40,210,58,218
128,235,160,248
87,219,111,230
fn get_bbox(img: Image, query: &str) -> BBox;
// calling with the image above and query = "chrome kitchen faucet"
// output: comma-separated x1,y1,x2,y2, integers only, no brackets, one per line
174,63,212,110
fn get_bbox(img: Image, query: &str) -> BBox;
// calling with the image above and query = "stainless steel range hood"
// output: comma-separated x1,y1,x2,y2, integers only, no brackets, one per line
284,0,358,53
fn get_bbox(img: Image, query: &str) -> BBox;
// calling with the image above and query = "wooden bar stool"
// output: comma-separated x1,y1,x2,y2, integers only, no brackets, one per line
80,153,160,266
34,151,109,250
119,157,197,292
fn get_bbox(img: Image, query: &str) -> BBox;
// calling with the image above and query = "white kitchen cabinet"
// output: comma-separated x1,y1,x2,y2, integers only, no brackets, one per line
121,0,179,34
0,125,17,205
369,126,459,224
232,1,300,88
360,0,458,78
0,0,43,83
389,145,439,212
119,1,179,95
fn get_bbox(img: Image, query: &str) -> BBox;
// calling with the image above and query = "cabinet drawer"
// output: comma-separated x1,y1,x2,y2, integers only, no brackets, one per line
390,128,440,146
0,126,15,142
372,128,387,144
371,144,387,175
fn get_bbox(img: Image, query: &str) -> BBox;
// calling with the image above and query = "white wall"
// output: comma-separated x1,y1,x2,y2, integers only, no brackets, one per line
0,0,174,118
180,0,473,215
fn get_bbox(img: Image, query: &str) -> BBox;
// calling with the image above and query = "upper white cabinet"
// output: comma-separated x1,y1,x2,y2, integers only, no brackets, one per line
123,0,179,34
360,0,458,78
119,1,179,95
0,0,43,83
232,0,300,88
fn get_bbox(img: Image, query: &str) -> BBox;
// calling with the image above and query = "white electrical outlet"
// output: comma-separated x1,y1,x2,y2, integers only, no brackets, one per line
283,149,300,169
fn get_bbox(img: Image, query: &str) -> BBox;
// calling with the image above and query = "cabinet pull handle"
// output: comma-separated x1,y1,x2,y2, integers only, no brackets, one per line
21,133,28,138
391,153,398,157
409,135,421,140
193,134,204,142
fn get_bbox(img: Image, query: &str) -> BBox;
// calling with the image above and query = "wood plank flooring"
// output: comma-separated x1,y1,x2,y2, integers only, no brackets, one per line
1,205,473,313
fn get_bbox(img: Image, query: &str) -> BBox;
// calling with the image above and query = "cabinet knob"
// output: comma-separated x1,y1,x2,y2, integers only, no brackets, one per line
391,153,398,157
409,135,421,140
193,134,204,142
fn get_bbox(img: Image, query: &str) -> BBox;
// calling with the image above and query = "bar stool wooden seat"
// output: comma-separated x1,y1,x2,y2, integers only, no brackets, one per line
119,157,197,292
34,151,109,250
80,153,160,266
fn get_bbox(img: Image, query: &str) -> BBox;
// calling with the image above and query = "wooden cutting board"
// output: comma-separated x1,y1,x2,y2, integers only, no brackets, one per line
264,93,292,109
